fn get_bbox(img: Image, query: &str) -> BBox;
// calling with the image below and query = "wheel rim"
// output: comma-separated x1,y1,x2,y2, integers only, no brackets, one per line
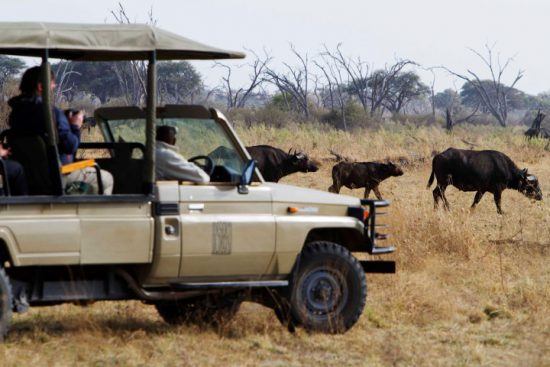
300,266,348,319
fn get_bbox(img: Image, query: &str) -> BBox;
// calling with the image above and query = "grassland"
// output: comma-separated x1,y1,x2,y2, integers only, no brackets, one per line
0,123,549,366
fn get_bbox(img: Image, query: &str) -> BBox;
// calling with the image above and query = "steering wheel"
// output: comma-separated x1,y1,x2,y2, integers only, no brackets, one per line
188,155,215,176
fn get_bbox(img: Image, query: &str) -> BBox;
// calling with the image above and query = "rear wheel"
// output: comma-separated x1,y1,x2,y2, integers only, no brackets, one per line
289,241,366,333
0,266,13,341
155,295,241,327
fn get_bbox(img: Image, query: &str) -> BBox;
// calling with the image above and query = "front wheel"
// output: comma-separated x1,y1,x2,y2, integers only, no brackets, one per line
289,241,366,333
0,266,13,341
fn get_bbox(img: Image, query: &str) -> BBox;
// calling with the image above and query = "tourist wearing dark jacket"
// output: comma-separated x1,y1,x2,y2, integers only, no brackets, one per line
6,66,114,195
8,95,80,165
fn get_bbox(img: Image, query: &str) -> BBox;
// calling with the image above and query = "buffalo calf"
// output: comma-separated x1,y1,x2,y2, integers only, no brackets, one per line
328,161,404,199
427,148,543,214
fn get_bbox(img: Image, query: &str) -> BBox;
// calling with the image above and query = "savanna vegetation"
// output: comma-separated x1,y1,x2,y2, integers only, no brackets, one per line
0,122,548,366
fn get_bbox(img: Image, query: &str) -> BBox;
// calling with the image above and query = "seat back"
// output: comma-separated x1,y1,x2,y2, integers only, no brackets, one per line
8,134,54,195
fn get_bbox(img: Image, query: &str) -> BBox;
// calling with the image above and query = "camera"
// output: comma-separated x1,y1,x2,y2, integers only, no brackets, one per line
64,109,96,127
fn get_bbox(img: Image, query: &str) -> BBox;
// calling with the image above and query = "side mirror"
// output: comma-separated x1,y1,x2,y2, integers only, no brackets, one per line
238,159,256,194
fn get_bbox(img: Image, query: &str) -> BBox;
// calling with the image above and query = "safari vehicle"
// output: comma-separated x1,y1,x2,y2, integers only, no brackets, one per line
0,22,395,338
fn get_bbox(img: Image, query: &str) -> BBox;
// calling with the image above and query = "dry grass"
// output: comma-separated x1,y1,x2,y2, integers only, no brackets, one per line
1,123,549,366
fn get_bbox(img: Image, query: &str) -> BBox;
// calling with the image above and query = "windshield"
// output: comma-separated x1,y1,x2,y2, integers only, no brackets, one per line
107,117,245,173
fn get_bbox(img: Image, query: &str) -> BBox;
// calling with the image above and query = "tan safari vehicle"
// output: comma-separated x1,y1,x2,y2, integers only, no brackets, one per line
0,22,395,338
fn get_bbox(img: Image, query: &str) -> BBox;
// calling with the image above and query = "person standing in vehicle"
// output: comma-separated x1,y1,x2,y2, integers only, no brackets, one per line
7,66,113,194
155,125,210,183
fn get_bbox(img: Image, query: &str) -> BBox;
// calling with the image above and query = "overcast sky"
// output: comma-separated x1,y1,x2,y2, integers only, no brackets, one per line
2,0,549,94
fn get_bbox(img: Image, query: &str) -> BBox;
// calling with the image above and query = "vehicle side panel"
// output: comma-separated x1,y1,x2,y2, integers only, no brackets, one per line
0,204,80,265
79,202,153,264
274,214,364,274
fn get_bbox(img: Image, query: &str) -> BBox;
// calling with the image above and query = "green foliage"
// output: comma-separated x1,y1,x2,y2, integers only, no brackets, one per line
51,60,203,105
52,61,119,103
0,55,25,90
321,101,371,129
384,71,429,114
434,89,460,111
268,92,294,112
157,61,203,104
460,79,526,111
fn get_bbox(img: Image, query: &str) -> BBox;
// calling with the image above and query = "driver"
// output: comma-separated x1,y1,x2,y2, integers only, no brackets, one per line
155,125,210,183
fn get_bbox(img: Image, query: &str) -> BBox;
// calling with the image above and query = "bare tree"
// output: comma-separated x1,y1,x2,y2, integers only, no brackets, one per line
52,61,80,104
322,44,414,117
525,110,550,139
383,70,429,115
213,48,272,110
110,2,151,105
264,44,312,119
367,60,415,117
315,46,352,130
441,44,523,127
321,44,370,113
427,68,436,121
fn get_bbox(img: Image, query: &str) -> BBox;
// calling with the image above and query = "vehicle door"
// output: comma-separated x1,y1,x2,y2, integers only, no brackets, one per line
178,183,275,280
158,116,276,281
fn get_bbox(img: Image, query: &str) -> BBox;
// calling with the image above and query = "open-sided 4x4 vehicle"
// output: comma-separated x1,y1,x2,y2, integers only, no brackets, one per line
0,22,395,338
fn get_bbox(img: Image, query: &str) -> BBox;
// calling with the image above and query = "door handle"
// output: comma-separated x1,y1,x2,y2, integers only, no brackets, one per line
188,203,204,212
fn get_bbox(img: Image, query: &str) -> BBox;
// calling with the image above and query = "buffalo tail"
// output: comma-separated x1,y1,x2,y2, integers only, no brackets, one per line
427,168,435,189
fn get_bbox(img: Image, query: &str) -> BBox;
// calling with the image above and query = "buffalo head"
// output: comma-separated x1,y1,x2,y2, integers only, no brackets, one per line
386,162,404,177
288,149,319,173
519,169,543,201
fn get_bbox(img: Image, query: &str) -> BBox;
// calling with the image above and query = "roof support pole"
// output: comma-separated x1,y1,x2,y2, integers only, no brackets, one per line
41,51,63,195
144,50,157,194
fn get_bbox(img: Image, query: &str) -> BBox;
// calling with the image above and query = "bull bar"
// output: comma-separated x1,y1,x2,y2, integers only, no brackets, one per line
361,199,396,255
348,199,396,273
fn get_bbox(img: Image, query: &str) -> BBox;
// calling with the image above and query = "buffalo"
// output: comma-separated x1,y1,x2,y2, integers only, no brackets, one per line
427,148,543,214
328,161,404,199
245,145,319,182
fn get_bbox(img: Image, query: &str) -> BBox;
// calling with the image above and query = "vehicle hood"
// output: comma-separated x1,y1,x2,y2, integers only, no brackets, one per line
264,183,360,207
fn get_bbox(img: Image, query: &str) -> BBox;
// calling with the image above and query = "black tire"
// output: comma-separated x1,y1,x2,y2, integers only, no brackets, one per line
0,266,13,341
289,241,366,333
155,295,241,327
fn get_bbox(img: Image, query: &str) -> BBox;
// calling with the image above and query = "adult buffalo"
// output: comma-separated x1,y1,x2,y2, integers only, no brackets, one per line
328,161,404,199
427,148,543,214
246,145,319,182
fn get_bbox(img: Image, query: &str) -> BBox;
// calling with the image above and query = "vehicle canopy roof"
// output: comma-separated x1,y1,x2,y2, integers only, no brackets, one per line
0,22,245,61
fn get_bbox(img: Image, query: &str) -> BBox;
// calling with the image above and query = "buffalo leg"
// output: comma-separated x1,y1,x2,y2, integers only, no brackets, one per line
471,191,485,209
373,186,383,200
441,186,450,210
493,190,503,214
433,186,442,208
363,188,371,199
433,185,449,210
328,181,340,193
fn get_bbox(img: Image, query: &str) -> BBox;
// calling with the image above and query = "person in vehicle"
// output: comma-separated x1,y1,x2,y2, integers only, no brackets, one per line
7,66,113,195
155,125,210,183
0,143,28,196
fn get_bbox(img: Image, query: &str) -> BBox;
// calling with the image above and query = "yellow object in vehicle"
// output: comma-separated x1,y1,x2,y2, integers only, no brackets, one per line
61,159,96,174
